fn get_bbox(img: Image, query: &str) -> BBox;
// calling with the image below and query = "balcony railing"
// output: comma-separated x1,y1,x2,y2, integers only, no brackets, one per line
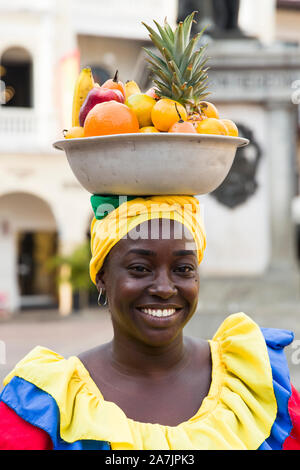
0,107,57,153
0,108,37,134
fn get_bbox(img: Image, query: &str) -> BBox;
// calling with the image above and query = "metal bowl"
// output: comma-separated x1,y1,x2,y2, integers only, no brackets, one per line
53,133,249,195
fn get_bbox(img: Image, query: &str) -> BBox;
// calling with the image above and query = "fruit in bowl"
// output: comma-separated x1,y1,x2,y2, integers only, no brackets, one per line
169,104,197,134
126,93,156,128
101,70,126,98
79,86,125,127
84,101,139,137
125,80,141,99
64,12,239,139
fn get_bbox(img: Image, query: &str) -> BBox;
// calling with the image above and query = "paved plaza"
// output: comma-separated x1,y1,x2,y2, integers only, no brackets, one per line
0,305,299,393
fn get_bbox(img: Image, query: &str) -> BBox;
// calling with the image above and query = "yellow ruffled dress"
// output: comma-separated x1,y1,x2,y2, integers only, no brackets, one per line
1,313,290,450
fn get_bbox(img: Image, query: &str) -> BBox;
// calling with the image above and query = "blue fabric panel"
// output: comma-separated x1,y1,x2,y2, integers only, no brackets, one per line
0,376,110,450
258,327,294,450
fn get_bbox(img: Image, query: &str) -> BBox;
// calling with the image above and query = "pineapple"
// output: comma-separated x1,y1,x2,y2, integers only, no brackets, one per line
142,11,210,116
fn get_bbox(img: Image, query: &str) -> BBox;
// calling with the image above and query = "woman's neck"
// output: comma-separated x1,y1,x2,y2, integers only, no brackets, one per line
109,329,191,380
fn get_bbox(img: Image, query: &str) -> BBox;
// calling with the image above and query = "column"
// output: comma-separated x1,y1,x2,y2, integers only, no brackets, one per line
265,101,299,274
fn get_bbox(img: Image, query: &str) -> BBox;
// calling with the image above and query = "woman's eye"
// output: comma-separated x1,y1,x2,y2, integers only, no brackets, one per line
129,266,149,273
176,266,194,273
128,265,195,274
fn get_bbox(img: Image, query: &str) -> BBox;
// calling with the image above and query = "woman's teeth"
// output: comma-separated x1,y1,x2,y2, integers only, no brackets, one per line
140,308,176,317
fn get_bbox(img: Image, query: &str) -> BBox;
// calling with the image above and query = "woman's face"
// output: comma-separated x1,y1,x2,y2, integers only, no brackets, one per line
96,218,200,347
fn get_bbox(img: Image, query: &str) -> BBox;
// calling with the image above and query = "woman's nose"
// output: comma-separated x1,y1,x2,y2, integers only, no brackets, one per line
147,269,177,298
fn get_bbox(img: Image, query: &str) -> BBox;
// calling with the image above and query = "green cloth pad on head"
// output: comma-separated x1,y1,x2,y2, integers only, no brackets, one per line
91,195,140,220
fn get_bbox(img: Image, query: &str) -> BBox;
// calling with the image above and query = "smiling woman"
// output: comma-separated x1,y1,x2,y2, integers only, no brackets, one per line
82,216,211,427
0,195,300,450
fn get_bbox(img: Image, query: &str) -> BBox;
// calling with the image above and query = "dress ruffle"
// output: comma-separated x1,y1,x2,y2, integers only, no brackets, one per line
2,313,278,450
258,328,294,449
0,376,109,450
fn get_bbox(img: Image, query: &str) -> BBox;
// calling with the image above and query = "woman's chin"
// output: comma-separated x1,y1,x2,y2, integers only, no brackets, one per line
128,306,188,346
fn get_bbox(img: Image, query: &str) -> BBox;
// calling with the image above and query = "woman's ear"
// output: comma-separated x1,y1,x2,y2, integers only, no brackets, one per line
95,268,105,292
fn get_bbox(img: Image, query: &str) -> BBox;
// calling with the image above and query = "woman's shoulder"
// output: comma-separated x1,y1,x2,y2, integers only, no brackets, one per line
212,311,294,347
0,345,110,450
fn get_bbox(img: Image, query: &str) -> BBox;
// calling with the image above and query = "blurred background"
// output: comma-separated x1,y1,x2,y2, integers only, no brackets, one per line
0,0,300,387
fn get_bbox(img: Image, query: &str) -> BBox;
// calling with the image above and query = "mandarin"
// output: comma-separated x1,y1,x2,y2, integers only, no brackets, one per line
151,98,187,132
221,119,239,137
63,126,85,139
139,126,160,133
196,117,229,136
101,70,126,98
84,101,139,137
169,120,197,133
199,101,219,119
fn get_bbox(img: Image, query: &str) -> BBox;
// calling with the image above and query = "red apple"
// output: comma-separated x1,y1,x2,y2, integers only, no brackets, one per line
79,87,125,127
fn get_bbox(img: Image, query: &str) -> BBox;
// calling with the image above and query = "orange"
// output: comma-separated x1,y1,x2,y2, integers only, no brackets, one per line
199,101,219,119
139,126,160,133
63,126,84,139
196,117,229,136
221,119,239,137
151,99,187,132
84,101,139,137
169,120,197,133
101,70,126,98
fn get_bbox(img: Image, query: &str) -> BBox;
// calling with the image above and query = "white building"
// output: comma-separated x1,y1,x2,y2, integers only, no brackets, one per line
0,0,178,314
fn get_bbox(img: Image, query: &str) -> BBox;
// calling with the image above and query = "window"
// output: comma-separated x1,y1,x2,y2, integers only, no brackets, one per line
0,47,33,108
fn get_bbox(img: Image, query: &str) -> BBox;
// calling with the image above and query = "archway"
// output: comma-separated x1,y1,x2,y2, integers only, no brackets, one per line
0,192,58,311
0,46,33,107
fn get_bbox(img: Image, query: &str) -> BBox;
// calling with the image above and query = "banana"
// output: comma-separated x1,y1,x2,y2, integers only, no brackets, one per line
72,67,95,127
125,80,141,100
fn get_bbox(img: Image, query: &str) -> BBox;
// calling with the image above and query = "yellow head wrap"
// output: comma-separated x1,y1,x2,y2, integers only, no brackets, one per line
90,195,206,284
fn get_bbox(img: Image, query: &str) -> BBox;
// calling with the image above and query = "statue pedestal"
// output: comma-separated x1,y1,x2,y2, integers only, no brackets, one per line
197,38,300,315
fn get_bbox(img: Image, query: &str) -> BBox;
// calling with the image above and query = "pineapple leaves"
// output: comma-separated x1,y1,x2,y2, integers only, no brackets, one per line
163,17,175,41
142,47,172,80
181,11,197,47
152,20,174,53
142,12,211,112
168,60,183,83
152,79,172,97
174,22,185,58
179,35,199,74
142,22,173,58
171,81,183,99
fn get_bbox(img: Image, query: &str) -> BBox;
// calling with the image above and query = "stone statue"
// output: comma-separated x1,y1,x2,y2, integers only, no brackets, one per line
177,0,245,38
212,0,241,32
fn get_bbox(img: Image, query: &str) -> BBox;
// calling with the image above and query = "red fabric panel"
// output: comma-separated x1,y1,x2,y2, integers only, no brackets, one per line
0,401,53,450
283,385,300,450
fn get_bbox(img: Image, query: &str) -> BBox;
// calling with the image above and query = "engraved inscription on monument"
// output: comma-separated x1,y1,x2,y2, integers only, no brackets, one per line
208,69,300,101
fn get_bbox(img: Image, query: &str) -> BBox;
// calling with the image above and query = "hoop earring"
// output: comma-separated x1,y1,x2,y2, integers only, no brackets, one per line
97,288,108,307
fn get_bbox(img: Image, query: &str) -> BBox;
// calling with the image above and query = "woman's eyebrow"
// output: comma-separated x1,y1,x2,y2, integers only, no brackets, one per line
173,250,197,257
125,249,196,257
126,249,156,256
